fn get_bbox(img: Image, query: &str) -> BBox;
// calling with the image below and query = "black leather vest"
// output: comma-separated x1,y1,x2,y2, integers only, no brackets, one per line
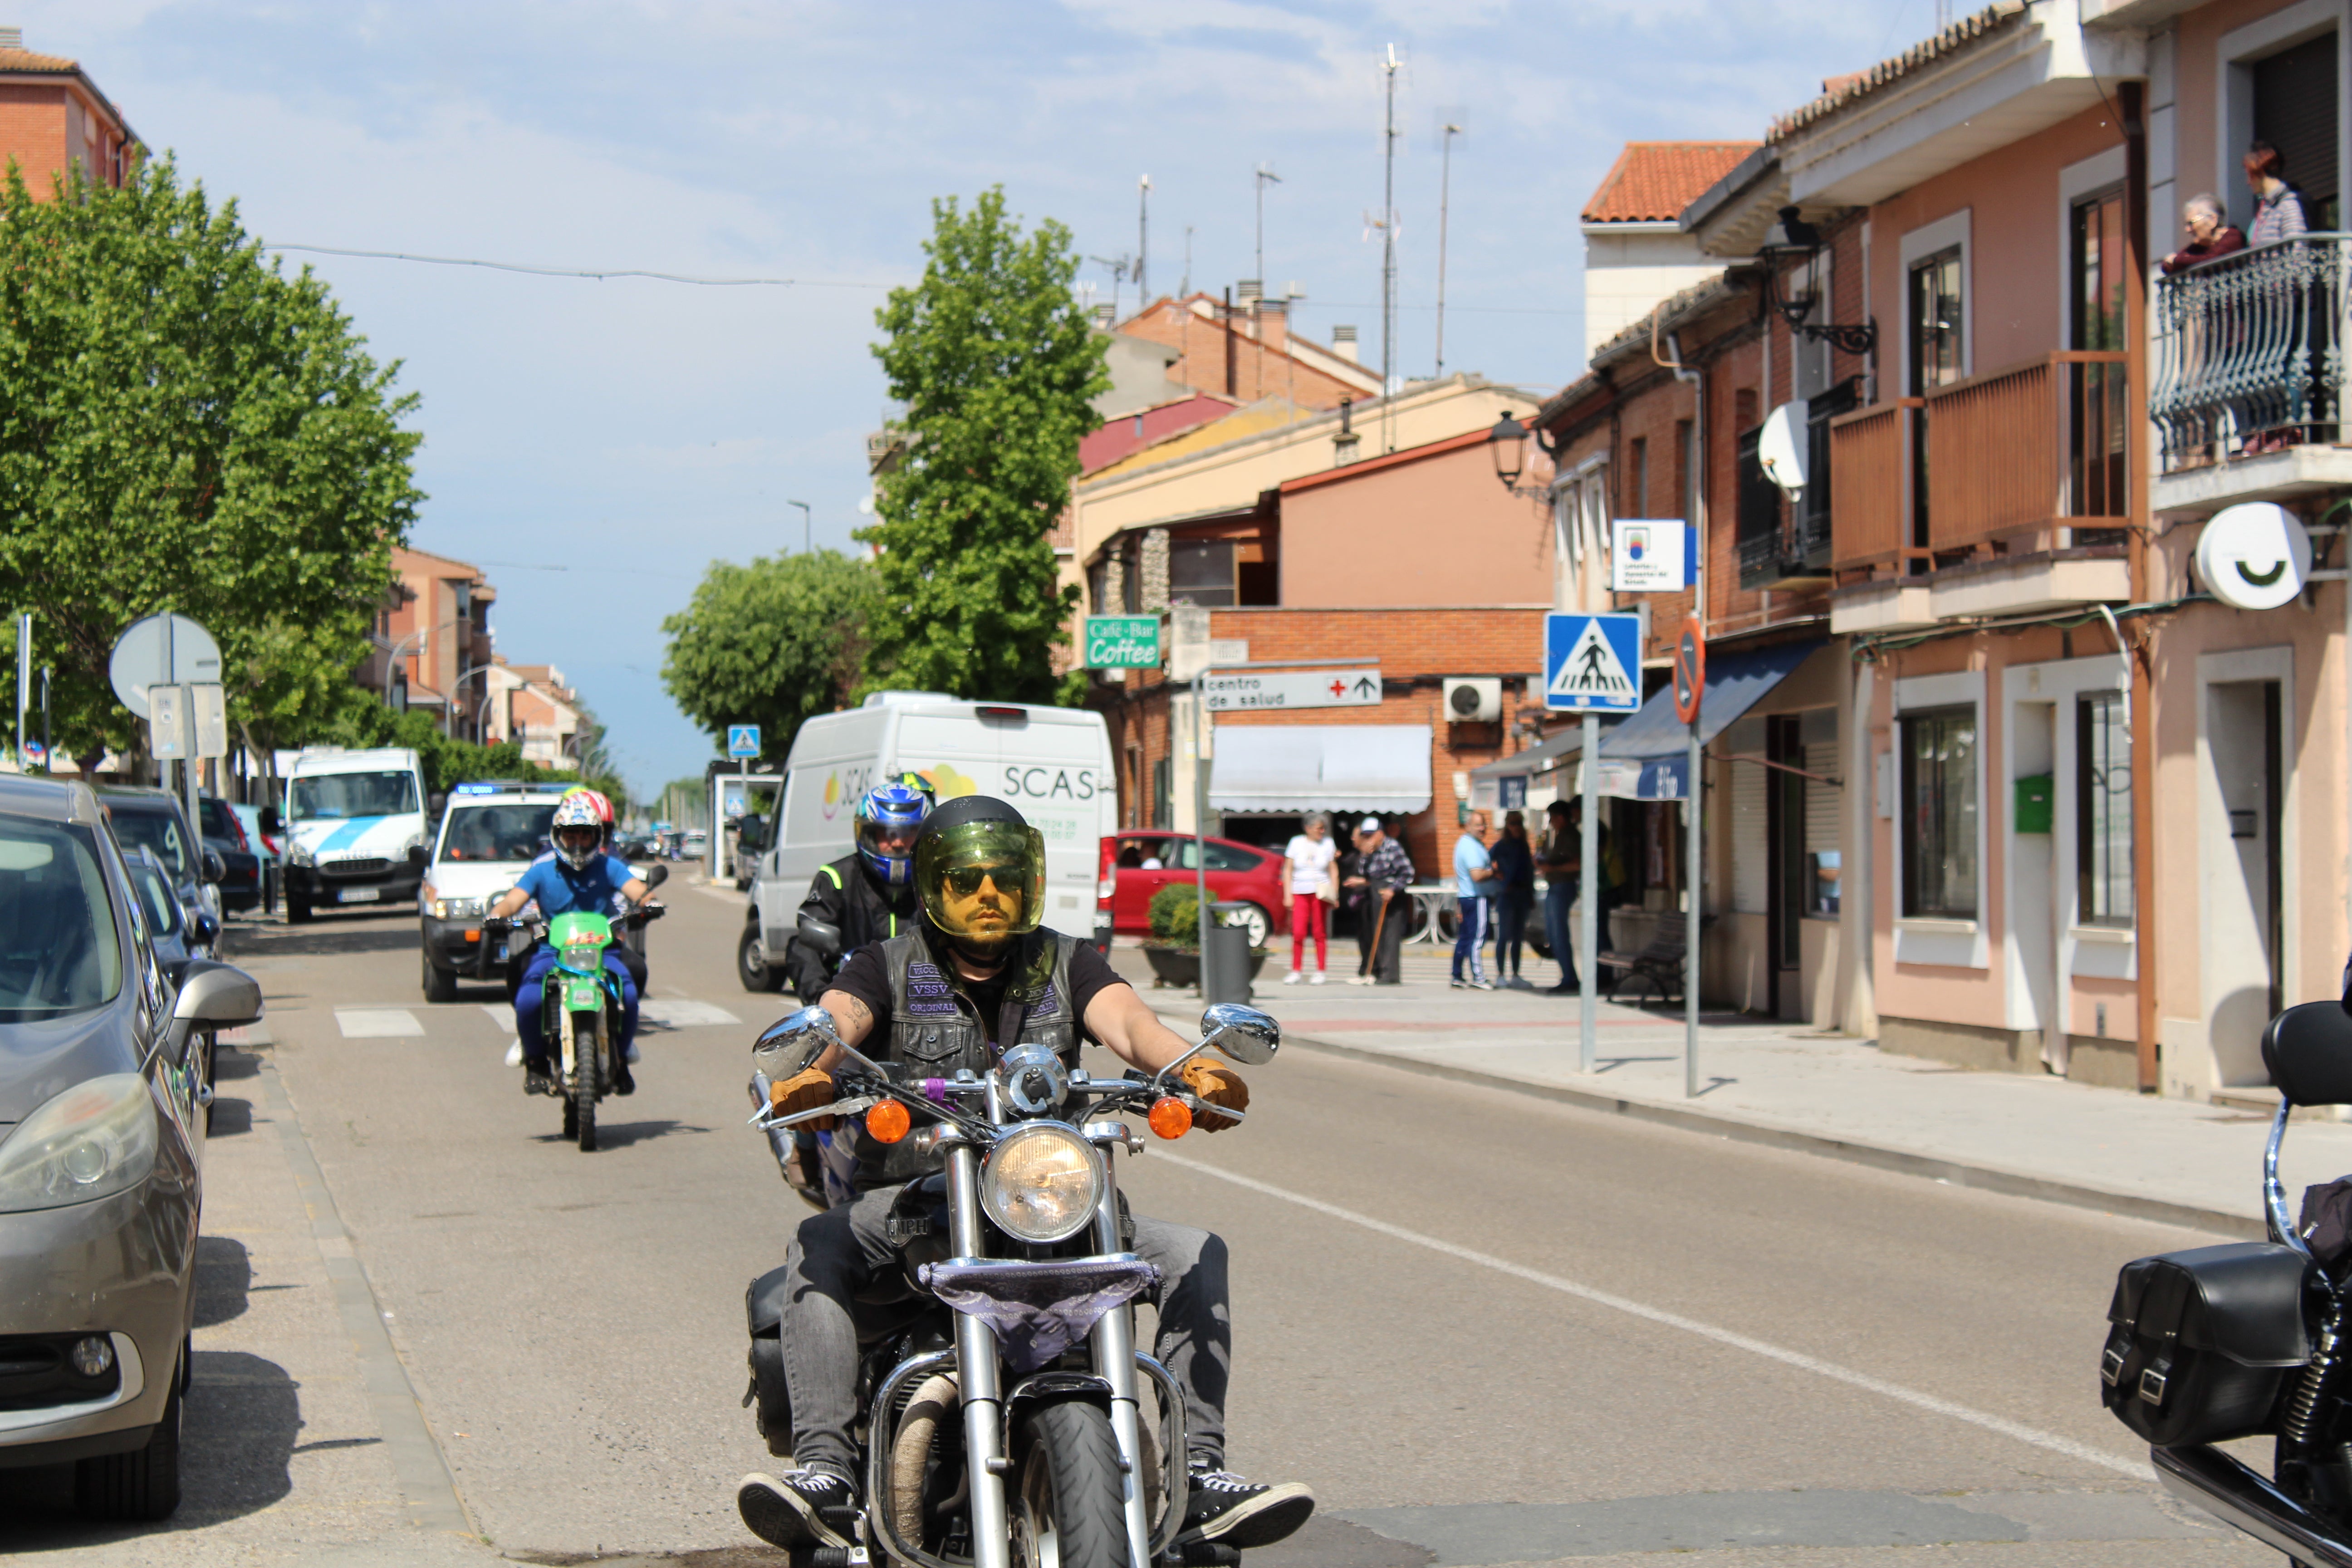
853,928,1082,1188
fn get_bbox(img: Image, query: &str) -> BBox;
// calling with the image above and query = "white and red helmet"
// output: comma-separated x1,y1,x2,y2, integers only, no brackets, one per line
551,793,606,870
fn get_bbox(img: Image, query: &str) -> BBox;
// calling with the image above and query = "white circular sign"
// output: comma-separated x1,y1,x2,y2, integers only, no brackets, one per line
2195,502,2311,611
108,612,222,719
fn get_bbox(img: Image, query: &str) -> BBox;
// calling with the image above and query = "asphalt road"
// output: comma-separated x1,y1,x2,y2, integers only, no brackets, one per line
0,878,2277,1566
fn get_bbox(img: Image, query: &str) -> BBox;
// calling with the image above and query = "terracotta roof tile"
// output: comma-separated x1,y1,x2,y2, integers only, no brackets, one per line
0,47,82,74
1582,142,1760,225
1769,3,2026,143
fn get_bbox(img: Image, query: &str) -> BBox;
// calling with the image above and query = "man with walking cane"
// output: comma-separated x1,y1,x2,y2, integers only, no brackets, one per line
1344,816,1415,985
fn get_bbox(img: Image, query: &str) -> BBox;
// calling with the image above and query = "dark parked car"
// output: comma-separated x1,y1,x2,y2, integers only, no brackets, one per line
194,798,262,916
122,846,216,983
0,774,263,1518
93,789,225,935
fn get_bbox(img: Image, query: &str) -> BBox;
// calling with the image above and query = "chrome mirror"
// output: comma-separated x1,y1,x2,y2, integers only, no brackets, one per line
175,960,263,1029
750,1005,840,1079
1200,1003,1279,1065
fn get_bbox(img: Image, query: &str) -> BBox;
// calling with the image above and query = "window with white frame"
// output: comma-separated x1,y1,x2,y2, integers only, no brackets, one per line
2077,691,2132,926
1901,706,1977,919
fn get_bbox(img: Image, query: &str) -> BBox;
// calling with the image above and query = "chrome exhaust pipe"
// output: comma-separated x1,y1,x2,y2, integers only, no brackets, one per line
2154,1443,2352,1568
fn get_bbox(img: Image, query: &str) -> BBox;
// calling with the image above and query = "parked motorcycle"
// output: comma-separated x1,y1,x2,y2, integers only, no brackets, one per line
485,863,666,1152
2102,999,2352,1565
740,1000,1279,1568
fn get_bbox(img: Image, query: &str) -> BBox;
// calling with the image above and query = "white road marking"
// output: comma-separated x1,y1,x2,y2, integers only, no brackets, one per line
637,997,741,1029
334,1008,423,1038
478,1004,512,1029
1154,1151,2144,1479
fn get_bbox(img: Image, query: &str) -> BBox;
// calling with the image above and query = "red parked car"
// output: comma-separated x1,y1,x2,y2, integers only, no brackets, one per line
1105,832,1285,946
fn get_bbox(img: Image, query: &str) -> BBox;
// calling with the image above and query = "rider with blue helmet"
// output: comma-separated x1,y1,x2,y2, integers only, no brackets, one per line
783,776,933,1002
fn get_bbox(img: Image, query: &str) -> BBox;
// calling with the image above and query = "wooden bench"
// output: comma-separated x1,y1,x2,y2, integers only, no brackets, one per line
1596,925,1688,1007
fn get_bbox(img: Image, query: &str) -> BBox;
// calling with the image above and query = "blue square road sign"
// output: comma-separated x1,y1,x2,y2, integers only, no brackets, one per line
1544,613,1643,712
727,724,762,759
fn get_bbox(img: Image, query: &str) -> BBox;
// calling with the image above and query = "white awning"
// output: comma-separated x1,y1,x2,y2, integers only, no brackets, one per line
1208,725,1433,815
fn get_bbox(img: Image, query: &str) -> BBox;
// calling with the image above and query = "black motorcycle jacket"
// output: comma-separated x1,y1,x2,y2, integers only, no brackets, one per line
786,853,921,1002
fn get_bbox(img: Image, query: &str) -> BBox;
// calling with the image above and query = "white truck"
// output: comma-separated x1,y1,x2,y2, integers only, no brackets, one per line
737,693,1117,992
277,746,431,923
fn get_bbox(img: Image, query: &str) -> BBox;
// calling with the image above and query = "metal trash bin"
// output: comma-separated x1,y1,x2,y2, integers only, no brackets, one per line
1204,901,1255,1004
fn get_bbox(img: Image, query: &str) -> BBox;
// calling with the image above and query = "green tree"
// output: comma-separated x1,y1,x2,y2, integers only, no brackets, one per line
661,549,879,763
862,188,1106,704
0,157,422,774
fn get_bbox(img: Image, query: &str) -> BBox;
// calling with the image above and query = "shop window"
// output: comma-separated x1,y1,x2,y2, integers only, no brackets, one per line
2077,691,2132,926
1121,535,1143,613
1088,559,1110,616
1169,539,1235,607
1901,705,1977,919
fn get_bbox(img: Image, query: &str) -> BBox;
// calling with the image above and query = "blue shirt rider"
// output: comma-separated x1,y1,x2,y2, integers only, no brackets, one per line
490,792,649,1095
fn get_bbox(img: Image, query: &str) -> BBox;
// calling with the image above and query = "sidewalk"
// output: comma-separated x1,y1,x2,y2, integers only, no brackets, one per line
1115,941,2352,1234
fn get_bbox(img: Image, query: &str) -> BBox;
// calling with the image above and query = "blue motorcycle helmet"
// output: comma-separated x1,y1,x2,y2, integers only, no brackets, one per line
855,775,935,887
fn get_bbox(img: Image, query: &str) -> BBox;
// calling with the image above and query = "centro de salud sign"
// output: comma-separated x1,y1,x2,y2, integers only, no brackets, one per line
1084,616,1161,669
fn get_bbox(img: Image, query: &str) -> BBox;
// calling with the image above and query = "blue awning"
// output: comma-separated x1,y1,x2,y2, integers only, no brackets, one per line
1597,641,1825,761
1593,757,1691,801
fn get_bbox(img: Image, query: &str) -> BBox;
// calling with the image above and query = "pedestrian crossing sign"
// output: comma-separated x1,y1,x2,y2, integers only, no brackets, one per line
1544,613,1642,712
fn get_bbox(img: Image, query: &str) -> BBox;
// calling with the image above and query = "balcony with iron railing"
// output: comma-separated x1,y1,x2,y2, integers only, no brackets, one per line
2151,232,2352,515
1826,349,2132,633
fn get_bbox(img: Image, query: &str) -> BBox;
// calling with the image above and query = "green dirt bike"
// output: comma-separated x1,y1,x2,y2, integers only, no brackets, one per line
488,867,666,1153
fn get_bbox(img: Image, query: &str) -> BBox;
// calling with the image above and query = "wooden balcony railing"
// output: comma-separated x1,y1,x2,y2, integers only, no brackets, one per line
1828,400,1916,572
1828,352,2127,572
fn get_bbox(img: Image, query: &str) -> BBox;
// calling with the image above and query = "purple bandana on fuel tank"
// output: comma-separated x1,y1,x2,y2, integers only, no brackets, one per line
919,1257,1161,1373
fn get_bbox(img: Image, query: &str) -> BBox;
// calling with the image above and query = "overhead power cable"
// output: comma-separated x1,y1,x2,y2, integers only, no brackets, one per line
260,242,894,289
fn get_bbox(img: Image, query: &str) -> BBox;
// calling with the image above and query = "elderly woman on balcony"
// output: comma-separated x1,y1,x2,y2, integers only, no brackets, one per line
2161,195,2246,274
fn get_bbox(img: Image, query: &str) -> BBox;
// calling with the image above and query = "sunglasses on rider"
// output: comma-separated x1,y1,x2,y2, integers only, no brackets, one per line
942,863,1017,899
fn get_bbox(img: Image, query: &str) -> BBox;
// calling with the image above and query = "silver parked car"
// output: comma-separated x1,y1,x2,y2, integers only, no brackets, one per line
0,775,261,1519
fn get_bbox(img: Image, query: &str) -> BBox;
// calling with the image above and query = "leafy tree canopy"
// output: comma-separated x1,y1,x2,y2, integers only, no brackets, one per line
661,549,879,764
0,157,422,773
861,188,1106,705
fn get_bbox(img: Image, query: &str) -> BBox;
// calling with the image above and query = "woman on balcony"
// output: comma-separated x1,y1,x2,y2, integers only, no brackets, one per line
2160,195,2244,274
2245,141,2309,246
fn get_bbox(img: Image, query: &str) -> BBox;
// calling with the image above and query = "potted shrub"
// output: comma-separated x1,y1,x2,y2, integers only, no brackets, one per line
1140,885,1272,989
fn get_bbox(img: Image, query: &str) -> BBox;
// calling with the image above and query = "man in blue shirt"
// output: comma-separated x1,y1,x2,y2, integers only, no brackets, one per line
488,794,650,1095
1451,810,1497,991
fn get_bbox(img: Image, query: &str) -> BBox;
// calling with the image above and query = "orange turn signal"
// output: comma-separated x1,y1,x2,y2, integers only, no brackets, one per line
1148,1096,1193,1140
867,1100,912,1144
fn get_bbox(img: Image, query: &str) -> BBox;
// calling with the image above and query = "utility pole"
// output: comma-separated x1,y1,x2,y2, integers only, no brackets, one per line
1437,122,1461,379
788,500,812,554
1380,43,1401,452
1254,162,1281,291
1137,175,1151,303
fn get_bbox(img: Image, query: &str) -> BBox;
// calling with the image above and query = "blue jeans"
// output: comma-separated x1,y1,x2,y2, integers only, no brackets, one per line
1451,895,1490,982
515,945,639,1064
1545,879,1578,989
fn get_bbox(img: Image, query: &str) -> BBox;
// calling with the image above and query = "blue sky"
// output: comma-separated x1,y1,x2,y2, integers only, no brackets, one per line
38,0,1938,798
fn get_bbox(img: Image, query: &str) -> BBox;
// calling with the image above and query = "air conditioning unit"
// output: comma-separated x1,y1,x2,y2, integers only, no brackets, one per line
1443,678,1502,724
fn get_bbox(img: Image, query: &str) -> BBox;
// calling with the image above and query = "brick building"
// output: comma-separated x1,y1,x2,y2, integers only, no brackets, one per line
384,548,497,741
0,28,137,196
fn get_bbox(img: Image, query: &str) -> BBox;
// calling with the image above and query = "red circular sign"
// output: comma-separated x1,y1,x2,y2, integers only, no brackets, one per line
1672,618,1706,725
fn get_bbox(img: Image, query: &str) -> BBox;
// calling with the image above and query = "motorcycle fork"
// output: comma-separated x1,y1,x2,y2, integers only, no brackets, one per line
1087,1156,1155,1568
946,1144,1013,1568
557,994,577,1083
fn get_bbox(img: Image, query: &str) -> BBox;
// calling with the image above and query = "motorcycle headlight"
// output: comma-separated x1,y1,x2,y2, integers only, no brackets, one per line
980,1122,1105,1245
0,1074,161,1214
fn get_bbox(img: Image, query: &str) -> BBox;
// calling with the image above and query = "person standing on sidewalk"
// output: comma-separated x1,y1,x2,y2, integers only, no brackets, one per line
1281,813,1338,985
1451,811,1497,990
1343,818,1414,985
1490,810,1534,987
1539,799,1580,995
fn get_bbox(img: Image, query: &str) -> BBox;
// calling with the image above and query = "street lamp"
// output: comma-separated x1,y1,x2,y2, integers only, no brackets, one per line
1488,412,1527,489
1756,206,1877,355
788,500,813,553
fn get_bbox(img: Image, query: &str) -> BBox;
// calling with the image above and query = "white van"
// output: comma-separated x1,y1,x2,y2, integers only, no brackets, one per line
740,694,1116,989
278,746,431,922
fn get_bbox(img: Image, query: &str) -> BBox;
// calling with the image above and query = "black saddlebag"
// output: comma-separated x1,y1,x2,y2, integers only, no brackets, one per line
2102,1242,2313,1446
745,1265,794,1457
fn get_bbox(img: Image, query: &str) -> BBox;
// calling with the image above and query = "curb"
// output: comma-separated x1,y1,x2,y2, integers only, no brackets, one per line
1155,1007,2262,1240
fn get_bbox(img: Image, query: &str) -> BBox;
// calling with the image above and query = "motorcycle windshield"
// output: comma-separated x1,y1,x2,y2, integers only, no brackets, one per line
549,912,613,955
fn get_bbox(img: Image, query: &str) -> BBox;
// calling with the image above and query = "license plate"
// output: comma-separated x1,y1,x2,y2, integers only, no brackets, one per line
339,887,380,903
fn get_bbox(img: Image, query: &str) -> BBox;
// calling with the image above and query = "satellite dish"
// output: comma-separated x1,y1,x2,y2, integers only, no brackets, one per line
1758,401,1809,494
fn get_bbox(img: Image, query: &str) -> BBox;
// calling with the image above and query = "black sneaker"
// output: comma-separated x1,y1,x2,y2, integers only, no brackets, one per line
613,1062,636,1095
522,1061,555,1097
737,1466,858,1550
1180,1467,1314,1548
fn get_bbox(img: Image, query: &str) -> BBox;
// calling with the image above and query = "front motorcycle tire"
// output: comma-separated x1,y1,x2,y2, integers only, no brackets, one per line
575,1012,601,1153
1013,1401,1131,1568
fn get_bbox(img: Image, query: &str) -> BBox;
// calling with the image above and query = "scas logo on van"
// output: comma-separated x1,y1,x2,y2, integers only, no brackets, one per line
999,766,1098,802
818,766,873,820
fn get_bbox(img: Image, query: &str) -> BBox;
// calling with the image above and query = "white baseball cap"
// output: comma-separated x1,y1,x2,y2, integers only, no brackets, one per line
1357,817,1382,834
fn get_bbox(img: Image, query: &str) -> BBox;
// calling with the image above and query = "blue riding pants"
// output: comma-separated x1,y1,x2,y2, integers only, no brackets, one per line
515,945,639,1063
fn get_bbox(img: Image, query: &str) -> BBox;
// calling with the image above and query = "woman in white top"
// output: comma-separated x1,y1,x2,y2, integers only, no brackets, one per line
1282,813,1339,982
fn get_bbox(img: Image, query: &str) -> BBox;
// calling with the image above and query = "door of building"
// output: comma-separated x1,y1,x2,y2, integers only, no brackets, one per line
2207,680,2285,1082
1765,715,1807,1019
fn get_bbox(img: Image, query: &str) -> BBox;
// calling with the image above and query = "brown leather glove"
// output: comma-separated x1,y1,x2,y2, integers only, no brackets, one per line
1180,1060,1249,1132
770,1066,838,1131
